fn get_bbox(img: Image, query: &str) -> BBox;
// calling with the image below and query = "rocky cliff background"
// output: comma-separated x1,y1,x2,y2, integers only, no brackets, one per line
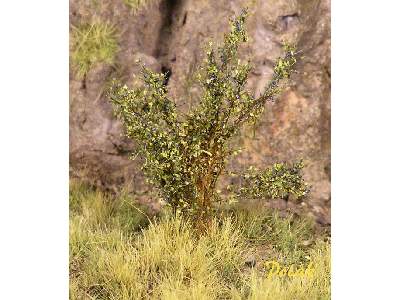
69,0,331,225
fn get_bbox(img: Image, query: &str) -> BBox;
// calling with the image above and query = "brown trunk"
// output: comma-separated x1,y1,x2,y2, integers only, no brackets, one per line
195,174,212,233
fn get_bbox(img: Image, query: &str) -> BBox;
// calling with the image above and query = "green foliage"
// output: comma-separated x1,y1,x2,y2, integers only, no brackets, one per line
236,161,309,201
70,22,118,78
108,9,307,221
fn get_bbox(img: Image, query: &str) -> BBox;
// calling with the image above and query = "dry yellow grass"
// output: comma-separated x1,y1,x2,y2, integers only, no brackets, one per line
69,181,330,299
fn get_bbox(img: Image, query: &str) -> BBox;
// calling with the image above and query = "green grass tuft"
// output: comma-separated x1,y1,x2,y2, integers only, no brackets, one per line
221,202,318,264
123,0,159,13
70,22,118,78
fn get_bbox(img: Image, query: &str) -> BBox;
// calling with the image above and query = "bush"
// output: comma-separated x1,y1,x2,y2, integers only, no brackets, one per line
108,9,308,227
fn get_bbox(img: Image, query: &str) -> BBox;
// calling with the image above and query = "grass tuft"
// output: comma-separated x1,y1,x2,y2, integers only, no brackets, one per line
245,241,331,300
69,181,330,299
123,0,159,14
70,22,118,78
69,179,149,233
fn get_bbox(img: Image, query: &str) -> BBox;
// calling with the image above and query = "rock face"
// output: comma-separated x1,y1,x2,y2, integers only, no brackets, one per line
69,0,331,223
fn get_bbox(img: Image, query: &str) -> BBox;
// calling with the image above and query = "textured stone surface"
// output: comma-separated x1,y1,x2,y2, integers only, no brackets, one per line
69,0,331,223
